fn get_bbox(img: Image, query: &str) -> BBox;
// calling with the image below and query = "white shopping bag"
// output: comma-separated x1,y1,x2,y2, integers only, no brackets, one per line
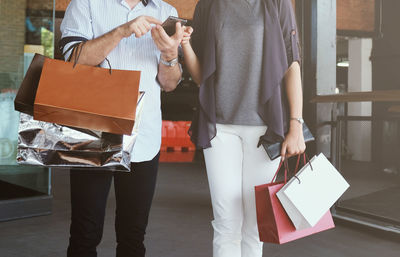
276,153,349,230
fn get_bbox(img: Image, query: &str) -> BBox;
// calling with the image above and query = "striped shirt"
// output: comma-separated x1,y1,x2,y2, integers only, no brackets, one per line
60,0,178,162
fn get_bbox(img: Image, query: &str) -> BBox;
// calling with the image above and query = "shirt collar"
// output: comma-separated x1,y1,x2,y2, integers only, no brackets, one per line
119,0,160,8
149,0,161,8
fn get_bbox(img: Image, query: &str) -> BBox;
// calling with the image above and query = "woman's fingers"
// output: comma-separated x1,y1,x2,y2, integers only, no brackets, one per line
281,142,287,160
183,25,193,35
282,142,305,160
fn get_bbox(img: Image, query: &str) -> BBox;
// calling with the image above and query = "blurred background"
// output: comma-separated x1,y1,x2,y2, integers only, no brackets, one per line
0,0,399,256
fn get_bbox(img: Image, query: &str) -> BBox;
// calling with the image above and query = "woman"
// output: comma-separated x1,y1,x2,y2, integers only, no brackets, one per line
182,0,305,256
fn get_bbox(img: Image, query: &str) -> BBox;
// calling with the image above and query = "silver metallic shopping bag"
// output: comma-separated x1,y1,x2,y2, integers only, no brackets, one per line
16,93,145,171
0,92,20,165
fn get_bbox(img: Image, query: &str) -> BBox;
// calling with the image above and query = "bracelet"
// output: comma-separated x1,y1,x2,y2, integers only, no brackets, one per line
290,117,304,124
160,57,178,67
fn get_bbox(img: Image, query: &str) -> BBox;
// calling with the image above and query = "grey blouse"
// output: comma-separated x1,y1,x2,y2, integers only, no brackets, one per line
214,0,265,125
189,0,301,149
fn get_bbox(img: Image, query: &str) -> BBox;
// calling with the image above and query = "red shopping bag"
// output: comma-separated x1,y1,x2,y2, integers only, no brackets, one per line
255,158,335,244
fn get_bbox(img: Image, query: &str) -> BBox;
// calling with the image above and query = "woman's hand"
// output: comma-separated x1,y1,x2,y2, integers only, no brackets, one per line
181,26,193,46
280,120,306,160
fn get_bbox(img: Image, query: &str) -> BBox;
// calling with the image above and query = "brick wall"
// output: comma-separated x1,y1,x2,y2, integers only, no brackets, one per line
28,0,53,10
56,0,69,11
337,0,375,32
164,0,198,20
54,0,201,19
0,0,27,90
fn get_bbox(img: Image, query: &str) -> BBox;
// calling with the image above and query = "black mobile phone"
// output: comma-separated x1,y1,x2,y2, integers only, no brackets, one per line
162,16,187,36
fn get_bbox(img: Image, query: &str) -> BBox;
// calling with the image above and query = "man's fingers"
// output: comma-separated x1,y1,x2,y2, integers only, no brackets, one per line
137,24,149,37
130,23,147,38
151,28,161,43
153,25,172,46
143,21,152,32
151,27,168,49
172,22,184,40
144,16,162,25
157,25,172,41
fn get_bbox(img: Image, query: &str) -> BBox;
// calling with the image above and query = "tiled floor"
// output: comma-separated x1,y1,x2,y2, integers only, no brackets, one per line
0,162,399,257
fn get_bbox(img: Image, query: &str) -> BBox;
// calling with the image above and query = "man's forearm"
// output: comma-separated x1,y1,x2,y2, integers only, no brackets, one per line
69,15,162,66
158,61,182,92
157,51,182,92
69,27,124,66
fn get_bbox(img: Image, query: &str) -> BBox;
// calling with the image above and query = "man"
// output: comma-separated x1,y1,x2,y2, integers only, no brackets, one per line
59,0,183,256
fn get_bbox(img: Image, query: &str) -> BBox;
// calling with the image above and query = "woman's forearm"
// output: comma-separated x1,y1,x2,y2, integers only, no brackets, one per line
182,43,202,85
284,62,303,132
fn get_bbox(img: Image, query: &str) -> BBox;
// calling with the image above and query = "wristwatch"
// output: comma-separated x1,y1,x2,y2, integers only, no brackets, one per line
290,117,304,124
160,57,178,67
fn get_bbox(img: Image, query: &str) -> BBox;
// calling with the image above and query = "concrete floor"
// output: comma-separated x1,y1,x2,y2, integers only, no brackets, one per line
0,162,399,257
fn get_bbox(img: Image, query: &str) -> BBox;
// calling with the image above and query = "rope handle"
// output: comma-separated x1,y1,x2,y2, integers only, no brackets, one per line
270,153,313,184
294,153,314,173
292,153,314,184
61,41,112,74
271,158,289,184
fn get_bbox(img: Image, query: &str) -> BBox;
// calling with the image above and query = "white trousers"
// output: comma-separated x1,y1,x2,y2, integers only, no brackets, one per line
203,124,280,257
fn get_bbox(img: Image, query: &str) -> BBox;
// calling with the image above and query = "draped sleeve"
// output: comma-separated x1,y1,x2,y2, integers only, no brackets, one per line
190,1,204,64
188,0,218,148
257,0,301,146
278,0,301,66
189,0,301,150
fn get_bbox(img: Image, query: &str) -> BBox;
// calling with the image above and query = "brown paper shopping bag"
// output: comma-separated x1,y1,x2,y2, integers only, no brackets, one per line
14,53,46,116
33,57,141,135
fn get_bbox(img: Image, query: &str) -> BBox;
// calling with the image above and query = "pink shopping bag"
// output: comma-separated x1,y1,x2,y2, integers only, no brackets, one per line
255,158,335,244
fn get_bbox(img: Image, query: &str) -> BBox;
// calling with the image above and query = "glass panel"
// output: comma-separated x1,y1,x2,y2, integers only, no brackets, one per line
335,118,400,227
0,0,54,198
335,9,400,229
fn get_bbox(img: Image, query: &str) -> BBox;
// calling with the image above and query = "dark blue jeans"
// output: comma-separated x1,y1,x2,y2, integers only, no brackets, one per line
67,152,160,257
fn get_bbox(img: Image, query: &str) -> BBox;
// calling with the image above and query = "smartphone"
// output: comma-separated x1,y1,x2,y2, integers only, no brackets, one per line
162,16,187,36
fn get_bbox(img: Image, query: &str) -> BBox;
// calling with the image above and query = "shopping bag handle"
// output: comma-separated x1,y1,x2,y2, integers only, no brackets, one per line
62,41,113,74
271,153,313,184
62,42,81,61
271,158,289,184
294,153,314,174
292,153,314,184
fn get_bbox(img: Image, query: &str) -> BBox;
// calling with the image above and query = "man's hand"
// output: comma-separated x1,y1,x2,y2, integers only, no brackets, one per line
153,22,184,92
119,15,162,38
280,121,306,160
151,22,184,60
